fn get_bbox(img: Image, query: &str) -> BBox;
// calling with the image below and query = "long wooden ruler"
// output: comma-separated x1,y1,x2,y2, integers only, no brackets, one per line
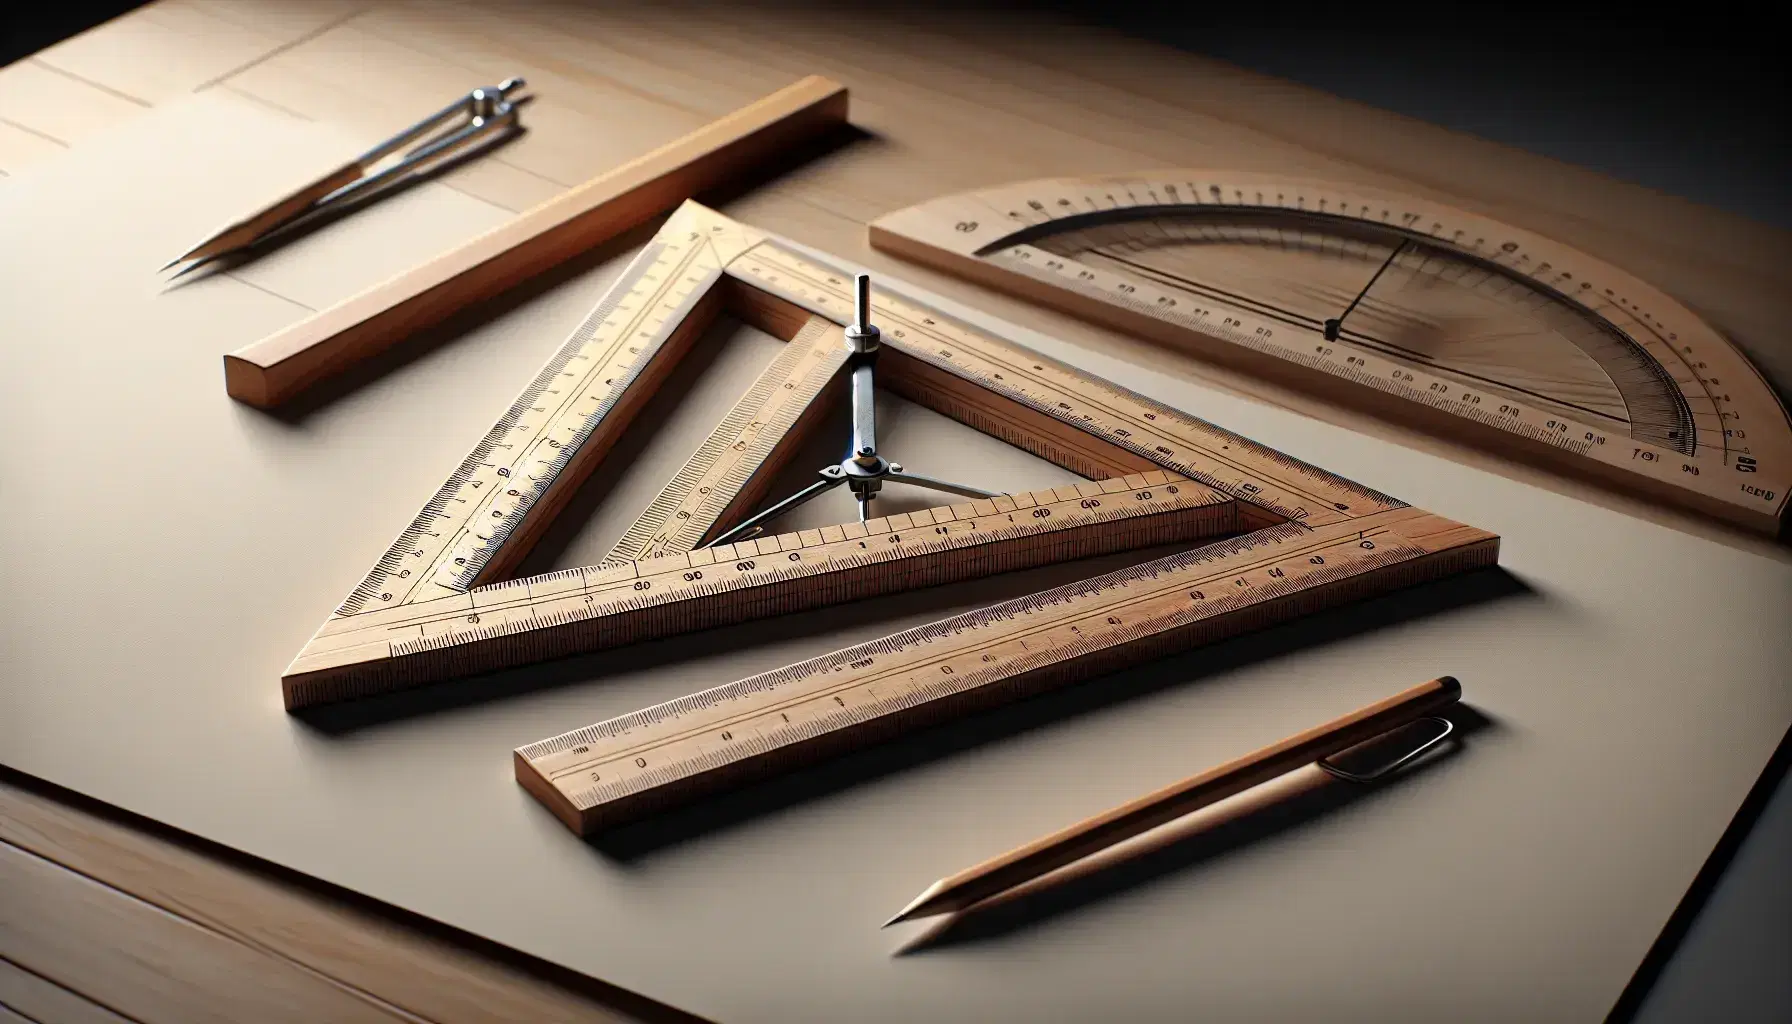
223,76,849,408
515,507,1492,832
286,472,1234,707
285,201,1498,833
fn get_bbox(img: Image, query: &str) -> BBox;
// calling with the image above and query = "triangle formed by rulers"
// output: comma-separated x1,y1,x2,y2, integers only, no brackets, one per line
282,201,1499,835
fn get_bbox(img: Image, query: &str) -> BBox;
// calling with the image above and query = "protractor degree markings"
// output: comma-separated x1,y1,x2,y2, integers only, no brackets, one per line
1082,239,1465,370
1061,244,1656,433
1077,245,1331,330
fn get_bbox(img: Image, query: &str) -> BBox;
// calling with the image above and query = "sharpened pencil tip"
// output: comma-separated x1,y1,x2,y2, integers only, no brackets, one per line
166,258,212,282
882,882,945,927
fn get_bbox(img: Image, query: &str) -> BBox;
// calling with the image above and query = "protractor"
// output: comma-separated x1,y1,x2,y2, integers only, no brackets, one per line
871,172,1792,535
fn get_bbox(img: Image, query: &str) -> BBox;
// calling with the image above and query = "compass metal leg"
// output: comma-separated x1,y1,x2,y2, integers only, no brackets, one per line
846,273,883,469
702,474,846,548
849,361,878,463
883,469,1002,500
703,275,1003,550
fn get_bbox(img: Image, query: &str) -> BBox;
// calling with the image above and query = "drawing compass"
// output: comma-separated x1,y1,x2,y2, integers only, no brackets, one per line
703,273,1000,548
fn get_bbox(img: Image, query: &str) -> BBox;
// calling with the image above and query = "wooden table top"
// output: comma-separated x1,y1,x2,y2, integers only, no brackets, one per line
3,3,1789,1021
7,1,1786,458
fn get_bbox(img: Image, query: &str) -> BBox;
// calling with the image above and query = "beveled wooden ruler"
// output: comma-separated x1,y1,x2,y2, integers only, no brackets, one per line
282,201,1499,834
870,172,1792,536
515,508,1485,833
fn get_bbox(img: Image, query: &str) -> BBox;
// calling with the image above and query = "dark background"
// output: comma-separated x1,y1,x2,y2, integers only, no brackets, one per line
4,3,1788,1021
2,1,147,65
5,5,1788,226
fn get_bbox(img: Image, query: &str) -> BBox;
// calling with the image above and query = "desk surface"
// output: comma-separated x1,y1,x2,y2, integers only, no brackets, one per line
2,3,1790,1022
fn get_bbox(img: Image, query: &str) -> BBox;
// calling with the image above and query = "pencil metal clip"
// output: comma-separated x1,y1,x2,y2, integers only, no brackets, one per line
162,77,531,277
1316,716,1455,783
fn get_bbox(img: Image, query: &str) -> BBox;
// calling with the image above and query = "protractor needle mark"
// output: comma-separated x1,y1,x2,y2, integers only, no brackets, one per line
1324,239,1410,341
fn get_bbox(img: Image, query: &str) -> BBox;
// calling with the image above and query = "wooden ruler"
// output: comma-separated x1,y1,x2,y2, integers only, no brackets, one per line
223,76,849,408
869,172,1792,536
286,471,1234,707
516,507,1492,833
601,314,847,566
282,201,1498,832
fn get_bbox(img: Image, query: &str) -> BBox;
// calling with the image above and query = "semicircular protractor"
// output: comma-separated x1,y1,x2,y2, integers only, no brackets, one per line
870,172,1792,536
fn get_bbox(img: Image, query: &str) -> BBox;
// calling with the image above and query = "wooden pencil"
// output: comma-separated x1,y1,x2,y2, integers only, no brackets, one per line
884,676,1462,926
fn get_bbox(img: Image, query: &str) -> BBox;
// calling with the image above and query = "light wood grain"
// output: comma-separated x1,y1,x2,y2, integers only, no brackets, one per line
224,16,701,194
333,0,1777,546
24,0,1774,535
222,75,849,407
0,60,145,147
34,0,293,103
186,0,371,40
0,776,694,1023
4,4,1784,1021
1,836,411,1023
518,508,1494,833
0,119,66,177
671,2,1792,387
0,957,134,1024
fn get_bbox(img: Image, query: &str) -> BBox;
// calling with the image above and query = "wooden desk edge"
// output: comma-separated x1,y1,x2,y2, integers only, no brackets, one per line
0,763,711,1023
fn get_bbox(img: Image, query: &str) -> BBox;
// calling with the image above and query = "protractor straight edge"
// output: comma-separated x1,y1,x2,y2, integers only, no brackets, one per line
869,172,1792,537
516,507,1497,834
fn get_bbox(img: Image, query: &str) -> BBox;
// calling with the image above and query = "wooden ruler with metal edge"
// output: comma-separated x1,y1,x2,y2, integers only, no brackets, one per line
869,172,1792,536
280,201,1498,832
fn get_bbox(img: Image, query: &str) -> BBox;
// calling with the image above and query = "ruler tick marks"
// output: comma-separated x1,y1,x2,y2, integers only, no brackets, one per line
278,202,1501,836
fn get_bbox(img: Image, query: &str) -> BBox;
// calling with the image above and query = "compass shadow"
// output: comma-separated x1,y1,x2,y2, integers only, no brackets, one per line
579,564,1534,862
